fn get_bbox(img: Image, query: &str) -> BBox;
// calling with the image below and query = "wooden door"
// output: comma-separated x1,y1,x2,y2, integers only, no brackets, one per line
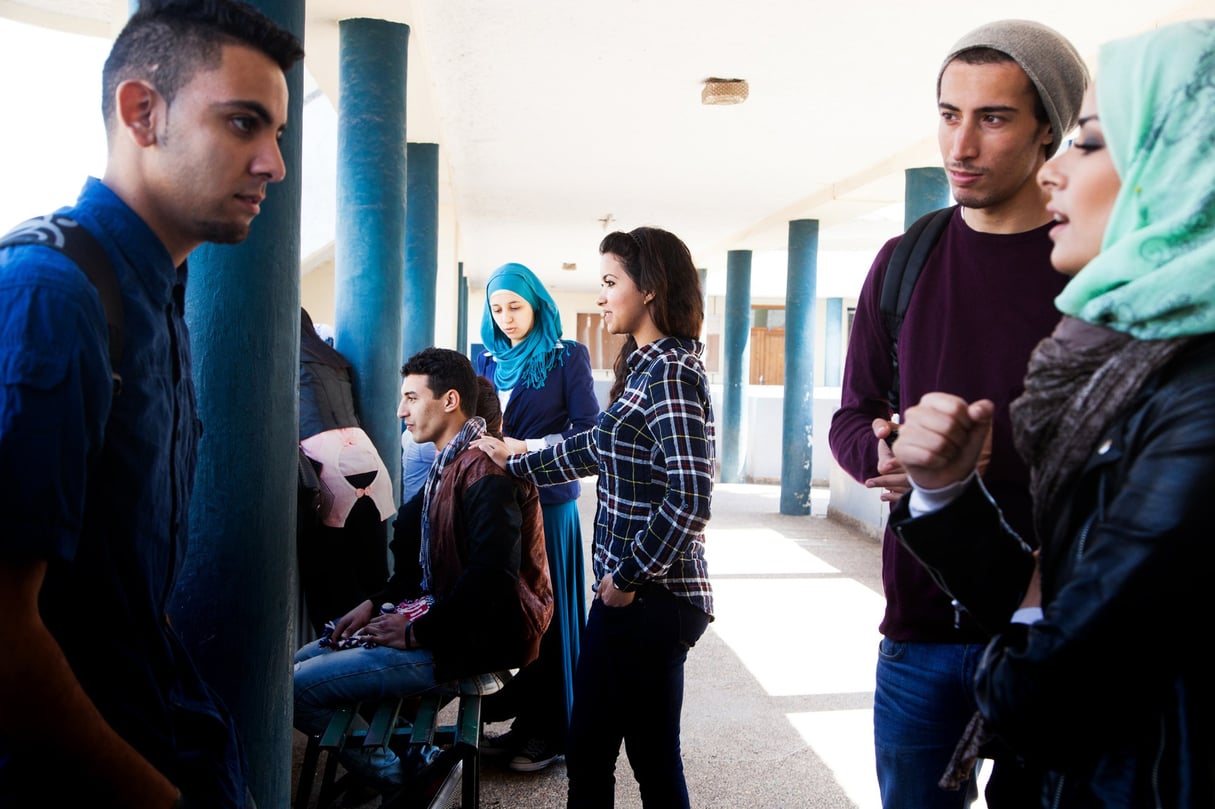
749,327,785,385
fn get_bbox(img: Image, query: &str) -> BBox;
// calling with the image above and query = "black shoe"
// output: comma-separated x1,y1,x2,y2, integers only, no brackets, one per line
480,728,522,757
508,736,563,773
381,745,466,809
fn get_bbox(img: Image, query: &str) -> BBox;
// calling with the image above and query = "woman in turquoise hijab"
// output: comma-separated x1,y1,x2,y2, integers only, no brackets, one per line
474,262,600,772
890,20,1215,808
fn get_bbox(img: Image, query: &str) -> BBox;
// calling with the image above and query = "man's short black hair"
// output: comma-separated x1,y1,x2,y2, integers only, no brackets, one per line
102,0,305,128
401,348,478,418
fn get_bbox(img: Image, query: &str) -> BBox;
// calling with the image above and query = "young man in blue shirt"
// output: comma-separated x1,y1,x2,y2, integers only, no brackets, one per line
0,2,302,806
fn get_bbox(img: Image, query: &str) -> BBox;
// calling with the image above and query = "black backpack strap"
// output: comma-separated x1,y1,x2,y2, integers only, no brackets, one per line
878,204,956,413
0,214,125,395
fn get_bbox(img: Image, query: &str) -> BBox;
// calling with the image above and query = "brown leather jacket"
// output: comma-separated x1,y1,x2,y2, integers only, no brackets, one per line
379,447,553,682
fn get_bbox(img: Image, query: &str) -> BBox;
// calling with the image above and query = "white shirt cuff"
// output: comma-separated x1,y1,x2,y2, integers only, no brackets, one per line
1011,607,1044,625
907,471,976,517
525,437,547,452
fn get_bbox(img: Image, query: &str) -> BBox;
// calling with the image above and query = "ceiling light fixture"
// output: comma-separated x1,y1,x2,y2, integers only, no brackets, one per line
701,77,748,106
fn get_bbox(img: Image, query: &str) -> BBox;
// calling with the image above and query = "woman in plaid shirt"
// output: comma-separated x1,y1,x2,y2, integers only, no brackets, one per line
475,226,715,808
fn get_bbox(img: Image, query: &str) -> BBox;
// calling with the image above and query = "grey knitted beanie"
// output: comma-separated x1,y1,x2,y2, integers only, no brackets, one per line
939,19,1090,156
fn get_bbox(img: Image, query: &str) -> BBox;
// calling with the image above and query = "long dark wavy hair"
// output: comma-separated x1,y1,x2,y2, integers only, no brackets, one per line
599,226,704,401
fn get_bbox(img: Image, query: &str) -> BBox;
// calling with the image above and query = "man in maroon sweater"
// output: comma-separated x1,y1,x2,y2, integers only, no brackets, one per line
828,20,1087,809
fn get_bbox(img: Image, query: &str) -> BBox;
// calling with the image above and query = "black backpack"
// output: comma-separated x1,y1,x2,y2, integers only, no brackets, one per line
0,214,124,395
877,204,956,414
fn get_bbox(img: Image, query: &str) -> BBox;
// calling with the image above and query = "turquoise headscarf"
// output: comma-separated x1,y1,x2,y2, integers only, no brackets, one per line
1054,20,1215,339
480,262,567,390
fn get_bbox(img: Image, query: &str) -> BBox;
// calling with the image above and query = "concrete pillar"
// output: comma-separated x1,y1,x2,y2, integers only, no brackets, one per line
905,166,951,227
333,19,409,499
456,261,468,355
825,297,843,385
720,250,751,483
171,0,305,805
404,142,439,360
780,220,818,515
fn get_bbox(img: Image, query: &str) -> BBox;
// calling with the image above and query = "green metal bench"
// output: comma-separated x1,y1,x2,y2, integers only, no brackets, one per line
295,670,512,809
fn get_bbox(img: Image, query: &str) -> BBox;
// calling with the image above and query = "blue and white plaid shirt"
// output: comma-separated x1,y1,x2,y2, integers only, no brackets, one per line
508,337,715,616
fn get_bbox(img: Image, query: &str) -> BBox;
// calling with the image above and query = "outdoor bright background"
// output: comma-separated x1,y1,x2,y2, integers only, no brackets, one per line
0,18,111,232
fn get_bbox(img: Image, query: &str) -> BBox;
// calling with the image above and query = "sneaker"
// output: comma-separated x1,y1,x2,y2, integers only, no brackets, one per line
337,746,405,790
508,737,564,773
480,729,522,757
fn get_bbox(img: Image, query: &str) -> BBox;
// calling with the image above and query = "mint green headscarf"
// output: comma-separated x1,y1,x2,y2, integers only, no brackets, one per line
1054,20,1215,339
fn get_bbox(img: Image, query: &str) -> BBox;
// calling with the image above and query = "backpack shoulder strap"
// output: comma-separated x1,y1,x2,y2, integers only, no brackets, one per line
877,204,956,413
1,214,125,394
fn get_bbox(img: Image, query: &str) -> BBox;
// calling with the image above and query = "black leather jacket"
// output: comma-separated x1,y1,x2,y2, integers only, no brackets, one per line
892,336,1215,808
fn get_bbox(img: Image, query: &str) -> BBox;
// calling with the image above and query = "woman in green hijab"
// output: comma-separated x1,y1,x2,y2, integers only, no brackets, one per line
889,20,1215,808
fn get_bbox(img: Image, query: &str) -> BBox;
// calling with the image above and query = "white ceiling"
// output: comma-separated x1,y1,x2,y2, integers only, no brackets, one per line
6,0,1212,298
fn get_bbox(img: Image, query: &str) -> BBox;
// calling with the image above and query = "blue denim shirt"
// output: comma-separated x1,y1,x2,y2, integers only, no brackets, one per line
0,179,247,806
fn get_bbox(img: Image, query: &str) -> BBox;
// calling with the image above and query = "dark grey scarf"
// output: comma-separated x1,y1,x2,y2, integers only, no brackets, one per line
1009,315,1192,539
419,416,486,592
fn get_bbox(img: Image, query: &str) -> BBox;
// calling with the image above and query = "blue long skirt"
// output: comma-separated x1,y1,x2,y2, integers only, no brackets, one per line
543,498,587,723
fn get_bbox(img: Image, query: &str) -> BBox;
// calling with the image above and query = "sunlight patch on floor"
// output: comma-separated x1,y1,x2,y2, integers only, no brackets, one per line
704,527,840,576
787,706,991,809
711,576,882,696
788,708,881,809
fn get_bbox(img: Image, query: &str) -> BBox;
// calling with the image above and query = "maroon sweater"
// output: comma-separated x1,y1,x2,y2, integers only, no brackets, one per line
829,208,1068,643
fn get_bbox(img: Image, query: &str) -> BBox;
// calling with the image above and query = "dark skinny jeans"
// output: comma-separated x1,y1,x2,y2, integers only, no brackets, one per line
566,584,710,809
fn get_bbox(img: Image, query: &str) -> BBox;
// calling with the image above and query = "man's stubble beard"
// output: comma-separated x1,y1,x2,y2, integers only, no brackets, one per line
196,219,252,245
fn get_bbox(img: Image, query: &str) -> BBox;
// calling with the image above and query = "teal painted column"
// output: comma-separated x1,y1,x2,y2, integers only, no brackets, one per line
780,220,818,515
171,0,305,806
825,297,843,385
456,262,468,355
905,166,951,227
720,250,751,483
334,19,409,500
404,141,439,361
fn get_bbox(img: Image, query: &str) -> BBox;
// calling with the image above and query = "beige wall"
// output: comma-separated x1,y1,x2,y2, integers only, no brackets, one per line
300,254,336,327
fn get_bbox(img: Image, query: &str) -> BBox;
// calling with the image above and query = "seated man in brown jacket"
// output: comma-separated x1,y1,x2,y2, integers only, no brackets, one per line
294,347,553,794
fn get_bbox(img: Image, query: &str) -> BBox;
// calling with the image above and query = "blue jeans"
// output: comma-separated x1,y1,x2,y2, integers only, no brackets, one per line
565,586,710,809
293,639,438,737
874,638,983,809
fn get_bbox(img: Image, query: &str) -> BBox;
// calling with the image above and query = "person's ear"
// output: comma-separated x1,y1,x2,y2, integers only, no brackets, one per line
643,291,655,304
115,80,161,147
444,389,460,414
1040,122,1055,152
